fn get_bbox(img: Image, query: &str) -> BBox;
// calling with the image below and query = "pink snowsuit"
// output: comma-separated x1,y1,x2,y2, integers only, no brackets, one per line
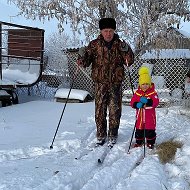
130,83,159,130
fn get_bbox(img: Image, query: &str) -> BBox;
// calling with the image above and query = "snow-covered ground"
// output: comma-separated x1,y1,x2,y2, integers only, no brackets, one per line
0,94,190,190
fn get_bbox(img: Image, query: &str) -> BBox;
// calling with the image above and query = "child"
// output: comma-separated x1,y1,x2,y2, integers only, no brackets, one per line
130,66,160,149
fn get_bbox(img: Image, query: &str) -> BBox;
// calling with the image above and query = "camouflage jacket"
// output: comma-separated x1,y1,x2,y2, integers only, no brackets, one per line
79,33,134,84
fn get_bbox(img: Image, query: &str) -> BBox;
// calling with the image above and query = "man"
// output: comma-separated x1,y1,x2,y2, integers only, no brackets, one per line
77,18,134,147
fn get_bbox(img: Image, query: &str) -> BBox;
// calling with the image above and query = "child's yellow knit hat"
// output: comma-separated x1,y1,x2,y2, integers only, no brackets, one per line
138,66,151,86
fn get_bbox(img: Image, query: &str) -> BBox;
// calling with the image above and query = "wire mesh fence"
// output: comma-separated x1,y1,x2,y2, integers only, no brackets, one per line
17,49,190,108
123,57,189,107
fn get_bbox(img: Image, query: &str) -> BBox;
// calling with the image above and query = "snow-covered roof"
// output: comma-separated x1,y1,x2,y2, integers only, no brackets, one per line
178,29,190,38
141,49,190,59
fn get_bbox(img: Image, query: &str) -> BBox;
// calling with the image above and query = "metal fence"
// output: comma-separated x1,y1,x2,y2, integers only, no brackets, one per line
122,57,190,107
17,50,190,107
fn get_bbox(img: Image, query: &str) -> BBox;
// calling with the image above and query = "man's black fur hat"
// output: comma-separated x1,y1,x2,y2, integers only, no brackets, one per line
99,18,116,30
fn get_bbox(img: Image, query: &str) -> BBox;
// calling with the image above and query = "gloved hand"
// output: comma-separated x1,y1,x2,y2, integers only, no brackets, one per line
120,40,129,52
136,102,143,109
140,97,148,104
78,47,85,58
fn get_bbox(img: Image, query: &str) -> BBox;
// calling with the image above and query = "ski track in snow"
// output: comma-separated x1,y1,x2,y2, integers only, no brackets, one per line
0,133,167,190
0,123,149,190
0,103,190,189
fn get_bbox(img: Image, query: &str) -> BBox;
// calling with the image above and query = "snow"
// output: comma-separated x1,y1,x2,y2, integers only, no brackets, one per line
1,60,41,85
141,49,190,59
2,69,38,85
0,91,190,190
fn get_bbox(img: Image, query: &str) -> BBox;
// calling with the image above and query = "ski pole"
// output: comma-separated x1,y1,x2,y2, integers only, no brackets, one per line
143,108,146,158
127,108,141,154
50,66,79,149
125,58,137,154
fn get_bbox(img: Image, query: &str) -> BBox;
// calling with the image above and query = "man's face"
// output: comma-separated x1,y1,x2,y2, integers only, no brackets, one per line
100,28,115,42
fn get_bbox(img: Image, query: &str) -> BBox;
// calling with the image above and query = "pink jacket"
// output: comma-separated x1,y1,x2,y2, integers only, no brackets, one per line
130,83,159,130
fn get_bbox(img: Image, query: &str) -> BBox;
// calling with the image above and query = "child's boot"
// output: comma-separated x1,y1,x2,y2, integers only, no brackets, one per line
147,143,154,149
133,143,143,148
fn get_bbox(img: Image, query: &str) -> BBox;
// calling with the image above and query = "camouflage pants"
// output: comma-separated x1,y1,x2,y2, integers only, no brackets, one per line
95,83,122,140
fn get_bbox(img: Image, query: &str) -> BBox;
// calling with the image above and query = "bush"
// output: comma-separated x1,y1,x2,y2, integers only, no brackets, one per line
156,140,183,164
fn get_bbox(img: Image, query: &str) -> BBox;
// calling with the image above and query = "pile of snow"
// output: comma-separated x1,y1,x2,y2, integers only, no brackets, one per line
55,88,92,102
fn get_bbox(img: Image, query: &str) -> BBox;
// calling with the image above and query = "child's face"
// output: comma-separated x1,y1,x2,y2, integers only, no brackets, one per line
141,83,150,91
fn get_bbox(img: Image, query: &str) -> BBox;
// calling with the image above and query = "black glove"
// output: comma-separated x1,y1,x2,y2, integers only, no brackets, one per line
146,99,153,106
120,40,129,52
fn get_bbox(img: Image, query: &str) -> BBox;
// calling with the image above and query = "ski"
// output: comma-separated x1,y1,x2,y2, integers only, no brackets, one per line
135,147,155,166
75,147,93,160
75,141,115,162
75,142,105,160
135,154,145,166
97,145,113,164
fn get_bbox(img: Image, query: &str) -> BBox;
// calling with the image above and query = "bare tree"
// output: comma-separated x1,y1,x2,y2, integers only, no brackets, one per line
44,32,79,75
124,0,190,53
8,0,190,53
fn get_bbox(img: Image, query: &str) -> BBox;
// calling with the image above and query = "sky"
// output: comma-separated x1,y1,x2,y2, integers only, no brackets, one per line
0,0,62,38
0,91,190,189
